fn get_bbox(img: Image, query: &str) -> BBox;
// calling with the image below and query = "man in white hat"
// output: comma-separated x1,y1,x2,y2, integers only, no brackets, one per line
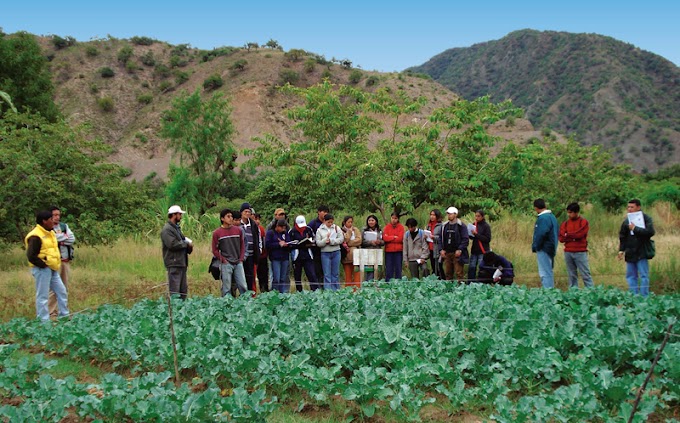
439,206,469,282
161,205,193,299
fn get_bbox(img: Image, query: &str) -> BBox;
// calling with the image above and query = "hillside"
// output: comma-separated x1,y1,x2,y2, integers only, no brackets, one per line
408,29,680,172
31,34,558,180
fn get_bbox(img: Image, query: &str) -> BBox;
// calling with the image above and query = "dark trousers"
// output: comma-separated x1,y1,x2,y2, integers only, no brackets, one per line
385,251,403,282
429,250,444,279
243,255,256,292
167,267,188,300
293,259,318,292
256,256,269,292
312,248,324,289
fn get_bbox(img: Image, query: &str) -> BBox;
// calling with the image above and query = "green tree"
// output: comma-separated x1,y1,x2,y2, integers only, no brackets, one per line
265,39,281,50
160,90,238,214
0,31,59,121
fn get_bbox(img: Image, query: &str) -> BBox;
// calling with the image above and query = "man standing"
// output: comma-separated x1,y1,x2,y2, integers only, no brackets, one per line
212,209,247,297
439,207,469,282
239,203,261,292
383,212,405,282
161,205,193,300
253,212,269,293
403,218,429,279
532,199,559,288
49,206,75,318
25,210,69,321
308,205,329,289
618,199,655,296
289,215,318,292
559,203,594,289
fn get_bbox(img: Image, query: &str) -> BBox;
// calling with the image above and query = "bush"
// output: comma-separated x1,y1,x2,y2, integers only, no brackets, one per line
117,45,134,64
321,69,332,80
230,59,248,72
51,35,76,49
130,36,155,46
85,46,99,57
279,69,300,86
154,63,171,78
203,74,224,90
125,60,138,73
97,96,114,112
303,59,316,73
285,49,306,62
365,75,379,87
137,94,153,104
89,83,98,94
158,81,173,92
169,54,188,68
349,70,363,84
140,51,155,66
141,81,150,88
174,71,190,85
99,67,115,78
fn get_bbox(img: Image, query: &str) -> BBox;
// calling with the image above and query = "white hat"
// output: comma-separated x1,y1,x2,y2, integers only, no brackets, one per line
295,215,307,227
446,206,458,214
168,205,186,214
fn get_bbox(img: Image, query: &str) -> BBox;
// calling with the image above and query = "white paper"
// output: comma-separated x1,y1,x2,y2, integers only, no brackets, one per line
363,232,377,242
628,211,645,235
184,237,193,244
467,223,476,237
493,268,502,280
423,229,433,242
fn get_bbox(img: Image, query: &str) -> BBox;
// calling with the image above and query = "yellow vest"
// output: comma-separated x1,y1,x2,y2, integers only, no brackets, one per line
24,225,61,271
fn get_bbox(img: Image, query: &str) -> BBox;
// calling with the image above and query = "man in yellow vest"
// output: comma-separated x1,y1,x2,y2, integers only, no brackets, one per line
25,210,69,321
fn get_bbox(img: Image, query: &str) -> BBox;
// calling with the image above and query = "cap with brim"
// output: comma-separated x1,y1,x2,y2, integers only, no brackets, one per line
295,215,307,227
168,205,186,214
446,207,458,214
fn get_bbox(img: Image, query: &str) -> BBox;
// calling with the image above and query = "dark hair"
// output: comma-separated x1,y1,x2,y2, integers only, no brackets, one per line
483,251,498,264
232,210,241,220
431,209,442,222
475,209,485,218
405,217,418,228
324,213,334,221
533,198,546,209
36,210,52,224
220,208,232,219
342,215,353,227
628,199,641,207
49,206,60,213
276,219,287,227
317,204,330,213
566,203,580,213
390,211,400,218
365,214,381,231
253,212,261,219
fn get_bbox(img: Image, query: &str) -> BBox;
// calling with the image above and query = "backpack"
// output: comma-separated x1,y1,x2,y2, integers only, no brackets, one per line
60,223,75,260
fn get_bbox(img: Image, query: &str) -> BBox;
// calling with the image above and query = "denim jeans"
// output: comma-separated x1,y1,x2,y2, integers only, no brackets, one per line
293,259,318,292
468,254,483,282
626,259,650,296
321,250,341,291
32,267,68,321
536,251,555,288
220,262,247,297
564,252,594,288
271,259,291,293
385,251,403,282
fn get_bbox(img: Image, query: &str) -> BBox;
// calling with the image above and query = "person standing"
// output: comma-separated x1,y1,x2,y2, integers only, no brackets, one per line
161,205,193,299
315,214,344,291
239,203,261,292
426,209,444,278
618,199,655,296
383,212,405,282
25,210,69,321
266,219,291,293
439,207,469,282
532,199,559,289
212,209,247,297
559,203,594,289
403,218,430,279
308,205,329,288
361,215,385,281
468,210,491,282
341,215,363,289
289,215,318,292
253,212,269,293
48,206,75,319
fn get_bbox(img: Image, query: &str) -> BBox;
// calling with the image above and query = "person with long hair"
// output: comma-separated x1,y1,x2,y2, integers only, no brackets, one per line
383,212,405,282
315,214,345,290
341,215,363,289
361,215,384,281
468,210,492,282
426,209,444,278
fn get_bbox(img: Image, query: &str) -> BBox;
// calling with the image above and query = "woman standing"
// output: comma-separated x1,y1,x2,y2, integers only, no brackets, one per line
426,209,444,278
468,210,492,282
361,215,384,281
266,219,291,293
341,216,363,289
315,214,345,291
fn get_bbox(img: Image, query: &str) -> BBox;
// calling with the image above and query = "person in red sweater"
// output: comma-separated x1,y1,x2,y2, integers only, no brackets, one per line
558,203,594,288
382,212,405,282
212,209,247,297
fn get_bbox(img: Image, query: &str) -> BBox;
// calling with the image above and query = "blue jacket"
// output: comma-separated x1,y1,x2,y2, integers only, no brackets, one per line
532,210,559,257
265,229,290,261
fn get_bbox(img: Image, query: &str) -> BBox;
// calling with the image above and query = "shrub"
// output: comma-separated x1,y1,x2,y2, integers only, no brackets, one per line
321,69,332,80
279,69,300,86
203,74,224,90
125,60,138,73
137,94,153,104
89,83,98,94
140,51,155,66
303,59,316,73
154,64,171,78
130,36,155,46
141,81,150,88
169,54,188,68
349,70,362,84
506,115,516,127
174,71,189,85
117,45,134,64
51,35,76,49
230,59,248,71
97,96,114,112
158,81,173,92
365,75,379,87
99,67,115,78
85,46,99,57
285,49,306,62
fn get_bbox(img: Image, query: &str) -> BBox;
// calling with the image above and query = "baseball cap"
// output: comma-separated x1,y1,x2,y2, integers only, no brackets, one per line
295,215,307,227
446,206,458,214
168,205,186,214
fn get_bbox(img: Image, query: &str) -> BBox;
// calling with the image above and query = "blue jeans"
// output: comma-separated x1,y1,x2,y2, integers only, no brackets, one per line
536,251,555,288
220,262,247,297
321,250,341,291
293,259,318,292
32,267,68,321
564,252,594,288
468,254,483,282
385,252,403,282
626,259,650,296
271,259,291,293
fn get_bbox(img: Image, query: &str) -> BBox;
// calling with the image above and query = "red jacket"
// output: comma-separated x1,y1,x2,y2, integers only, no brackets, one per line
383,223,405,253
559,217,589,253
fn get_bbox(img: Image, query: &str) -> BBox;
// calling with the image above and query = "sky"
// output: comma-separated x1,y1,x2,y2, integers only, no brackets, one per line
2,1,679,72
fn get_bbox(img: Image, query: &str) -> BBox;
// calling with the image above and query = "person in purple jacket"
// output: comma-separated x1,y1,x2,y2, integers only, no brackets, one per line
478,251,514,286
266,219,291,293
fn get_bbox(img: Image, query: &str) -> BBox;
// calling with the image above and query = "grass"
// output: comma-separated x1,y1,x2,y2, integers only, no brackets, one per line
1,203,678,322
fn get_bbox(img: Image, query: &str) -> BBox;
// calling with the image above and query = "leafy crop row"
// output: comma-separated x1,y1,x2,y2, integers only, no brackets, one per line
1,282,678,422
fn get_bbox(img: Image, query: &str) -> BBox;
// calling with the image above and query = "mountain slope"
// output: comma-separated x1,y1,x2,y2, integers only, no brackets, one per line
408,29,680,171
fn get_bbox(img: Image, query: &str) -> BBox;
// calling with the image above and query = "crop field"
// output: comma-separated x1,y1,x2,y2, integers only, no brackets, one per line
0,281,678,422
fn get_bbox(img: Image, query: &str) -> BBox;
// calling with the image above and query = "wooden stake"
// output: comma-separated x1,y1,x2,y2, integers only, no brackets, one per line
166,292,181,385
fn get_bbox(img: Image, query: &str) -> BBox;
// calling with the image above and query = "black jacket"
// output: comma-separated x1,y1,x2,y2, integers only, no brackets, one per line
470,220,492,255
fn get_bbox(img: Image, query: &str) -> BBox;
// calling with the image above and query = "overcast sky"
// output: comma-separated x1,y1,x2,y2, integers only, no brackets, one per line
3,1,679,71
